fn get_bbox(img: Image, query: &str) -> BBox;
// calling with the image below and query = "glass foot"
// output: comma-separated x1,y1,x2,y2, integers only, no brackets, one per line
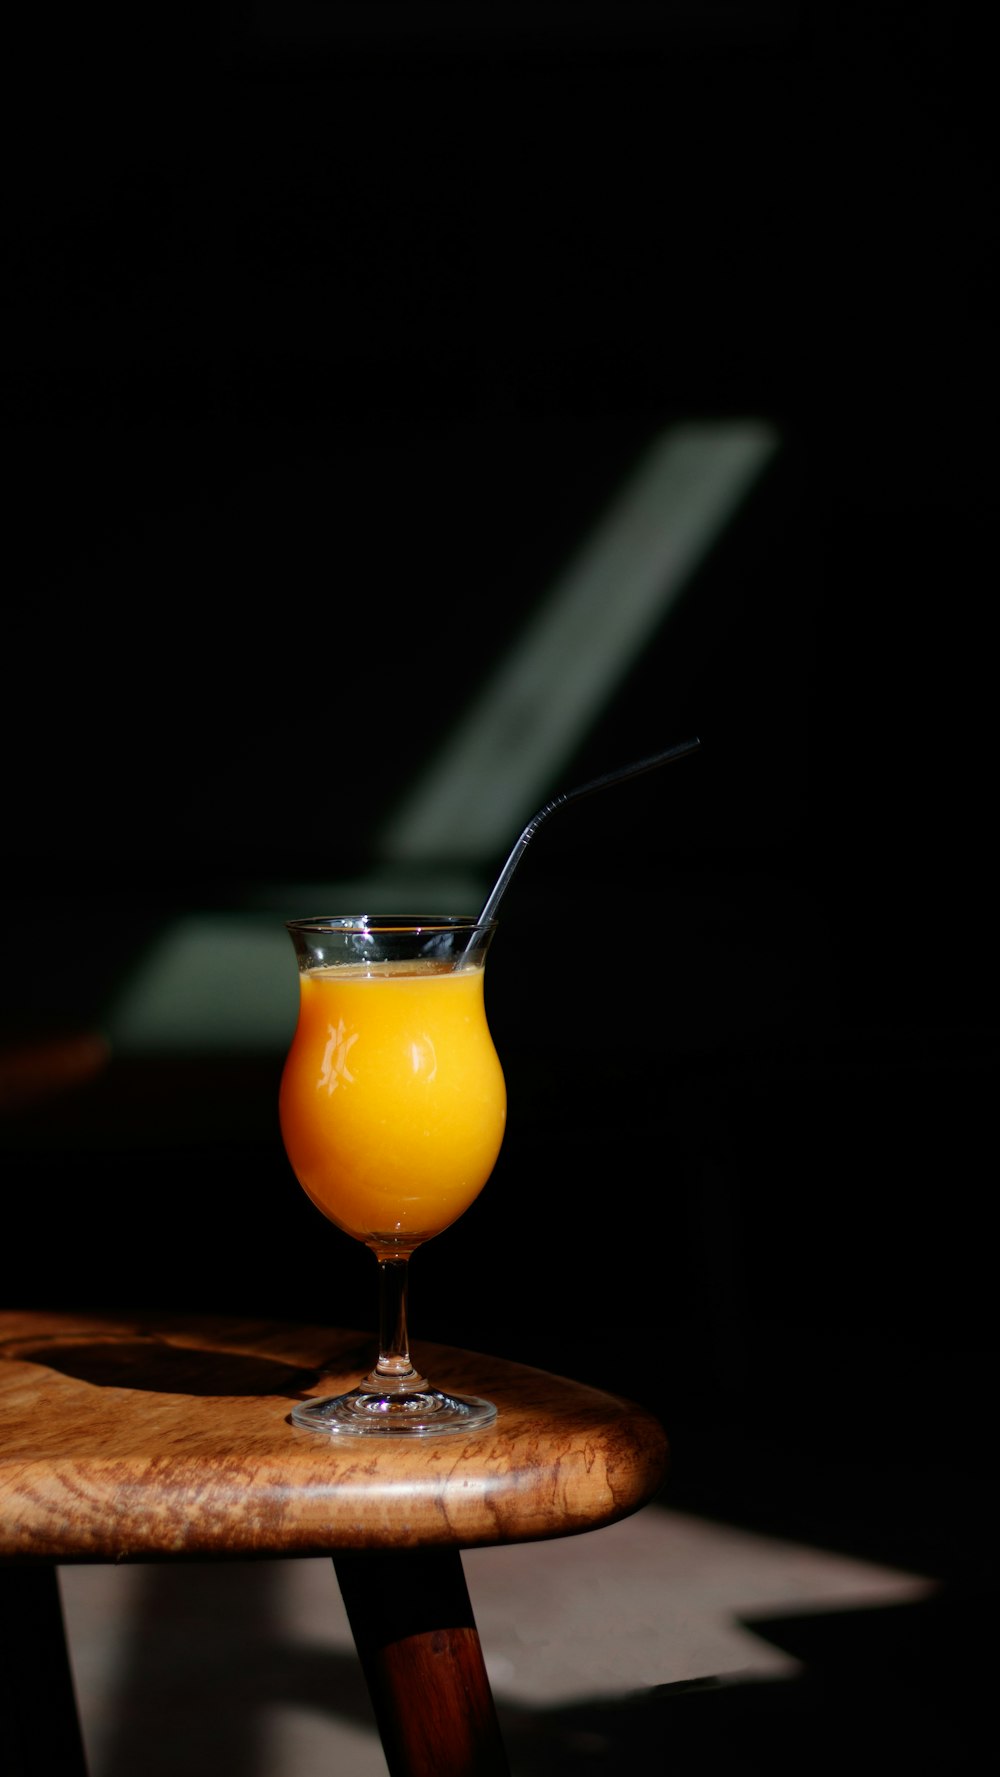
290,1387,498,1437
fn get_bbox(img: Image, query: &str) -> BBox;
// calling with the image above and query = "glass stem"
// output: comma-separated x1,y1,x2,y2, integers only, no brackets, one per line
366,1254,429,1395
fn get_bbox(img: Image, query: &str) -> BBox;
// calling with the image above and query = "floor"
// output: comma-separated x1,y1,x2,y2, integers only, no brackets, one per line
59,1500,945,1776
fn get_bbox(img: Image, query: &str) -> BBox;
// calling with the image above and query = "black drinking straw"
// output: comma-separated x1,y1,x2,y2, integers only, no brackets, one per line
475,736,702,928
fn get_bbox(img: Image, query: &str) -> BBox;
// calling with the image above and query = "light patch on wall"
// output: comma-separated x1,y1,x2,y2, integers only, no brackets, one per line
106,419,779,1052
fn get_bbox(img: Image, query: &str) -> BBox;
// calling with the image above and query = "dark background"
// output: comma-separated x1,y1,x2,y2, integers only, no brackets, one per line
2,0,996,1726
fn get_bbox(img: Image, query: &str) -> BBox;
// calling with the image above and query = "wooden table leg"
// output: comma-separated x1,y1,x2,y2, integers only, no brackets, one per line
0,1567,89,1777
334,1548,510,1777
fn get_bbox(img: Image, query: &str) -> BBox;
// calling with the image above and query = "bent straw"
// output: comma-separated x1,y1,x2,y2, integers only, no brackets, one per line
476,736,701,928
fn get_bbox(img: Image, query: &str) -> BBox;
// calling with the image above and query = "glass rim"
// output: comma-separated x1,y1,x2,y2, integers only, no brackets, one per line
284,913,497,936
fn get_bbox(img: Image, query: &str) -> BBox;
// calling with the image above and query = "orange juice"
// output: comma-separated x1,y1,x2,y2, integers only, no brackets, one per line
279,959,506,1247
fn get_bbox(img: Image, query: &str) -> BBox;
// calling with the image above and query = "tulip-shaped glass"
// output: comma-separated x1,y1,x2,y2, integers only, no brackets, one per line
279,915,506,1435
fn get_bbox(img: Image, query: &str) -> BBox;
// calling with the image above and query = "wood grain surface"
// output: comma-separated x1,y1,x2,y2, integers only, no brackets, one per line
0,1310,669,1562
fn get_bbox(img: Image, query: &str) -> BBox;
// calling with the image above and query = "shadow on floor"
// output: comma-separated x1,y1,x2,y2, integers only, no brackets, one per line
81,1565,993,1777
500,1581,996,1775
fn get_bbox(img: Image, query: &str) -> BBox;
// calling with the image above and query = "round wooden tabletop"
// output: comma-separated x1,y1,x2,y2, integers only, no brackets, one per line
0,1309,669,1562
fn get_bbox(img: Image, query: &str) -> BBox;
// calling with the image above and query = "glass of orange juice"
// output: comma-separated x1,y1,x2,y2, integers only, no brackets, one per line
279,914,506,1435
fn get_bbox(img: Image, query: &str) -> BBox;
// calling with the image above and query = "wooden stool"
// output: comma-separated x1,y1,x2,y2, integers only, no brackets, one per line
0,1309,669,1777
